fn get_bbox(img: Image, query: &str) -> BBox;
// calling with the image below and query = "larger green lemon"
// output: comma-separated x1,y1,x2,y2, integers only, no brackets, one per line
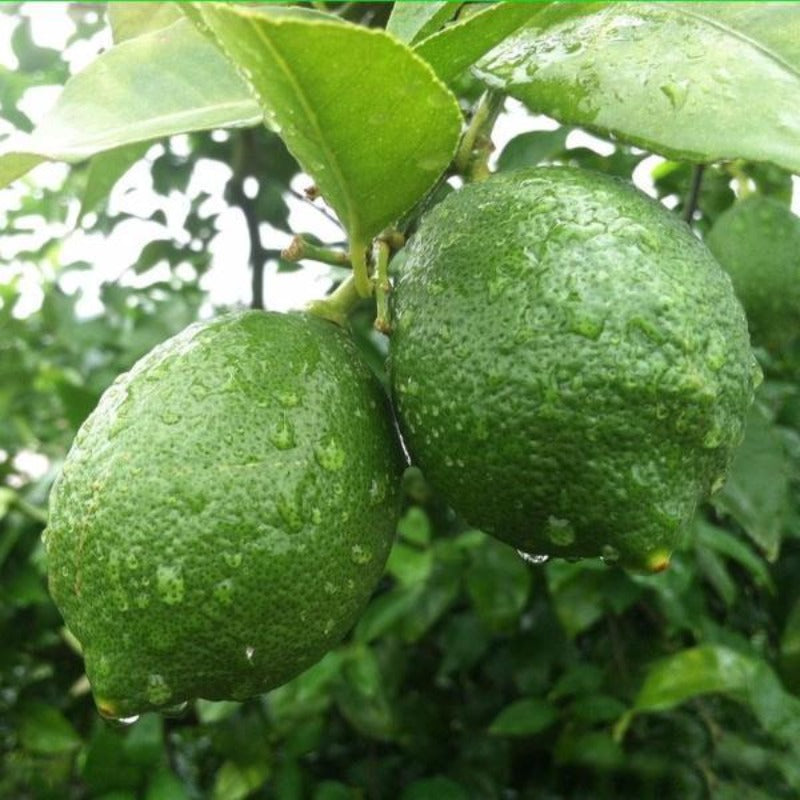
706,195,800,355
45,311,402,718
390,167,759,570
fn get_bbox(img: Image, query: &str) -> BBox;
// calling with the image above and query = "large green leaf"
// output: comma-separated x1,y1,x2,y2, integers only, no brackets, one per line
0,18,260,189
415,2,545,85
714,403,789,561
386,2,457,45
617,645,800,746
489,697,558,736
108,3,182,42
475,3,800,173
185,3,461,290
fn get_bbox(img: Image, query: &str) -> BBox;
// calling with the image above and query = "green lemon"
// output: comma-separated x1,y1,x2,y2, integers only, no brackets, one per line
390,167,760,571
706,195,800,354
44,310,402,718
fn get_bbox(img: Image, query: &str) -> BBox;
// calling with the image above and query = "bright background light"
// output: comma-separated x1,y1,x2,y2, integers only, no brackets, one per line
2,3,799,324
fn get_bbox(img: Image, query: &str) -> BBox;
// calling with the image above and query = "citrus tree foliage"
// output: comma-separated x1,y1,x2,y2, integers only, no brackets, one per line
2,3,800,799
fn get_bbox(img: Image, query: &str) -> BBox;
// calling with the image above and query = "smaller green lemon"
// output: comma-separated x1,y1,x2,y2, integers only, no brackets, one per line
44,311,402,718
706,196,800,354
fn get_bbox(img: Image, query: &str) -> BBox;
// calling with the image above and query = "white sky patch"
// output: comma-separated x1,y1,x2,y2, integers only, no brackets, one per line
2,5,800,323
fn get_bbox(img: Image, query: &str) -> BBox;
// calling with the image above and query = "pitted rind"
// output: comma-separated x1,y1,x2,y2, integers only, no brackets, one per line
390,166,759,569
45,311,403,716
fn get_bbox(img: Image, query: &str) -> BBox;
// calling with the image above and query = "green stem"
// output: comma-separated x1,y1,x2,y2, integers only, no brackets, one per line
282,235,351,268
454,89,504,183
373,239,392,334
306,274,361,326
350,241,372,298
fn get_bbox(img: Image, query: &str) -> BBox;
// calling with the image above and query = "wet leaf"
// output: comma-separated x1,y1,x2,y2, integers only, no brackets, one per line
186,3,461,266
476,3,800,172
0,19,260,188
415,3,545,85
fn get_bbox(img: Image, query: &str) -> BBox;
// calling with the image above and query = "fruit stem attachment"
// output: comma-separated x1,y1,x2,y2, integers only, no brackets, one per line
307,274,361,327
373,238,392,334
454,89,504,183
281,235,351,268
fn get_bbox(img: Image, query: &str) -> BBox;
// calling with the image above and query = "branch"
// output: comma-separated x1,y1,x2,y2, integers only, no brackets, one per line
683,164,705,224
230,130,270,310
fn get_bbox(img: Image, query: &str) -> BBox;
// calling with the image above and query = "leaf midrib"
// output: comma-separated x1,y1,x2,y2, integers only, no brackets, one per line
245,15,355,237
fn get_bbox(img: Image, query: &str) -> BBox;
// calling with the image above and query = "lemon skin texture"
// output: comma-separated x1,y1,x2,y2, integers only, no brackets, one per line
45,311,403,717
706,196,800,354
390,167,760,570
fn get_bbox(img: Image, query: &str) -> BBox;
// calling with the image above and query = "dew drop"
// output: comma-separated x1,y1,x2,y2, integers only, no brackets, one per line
156,565,184,605
350,545,373,565
101,713,140,728
517,550,549,565
545,516,576,546
315,438,345,472
270,416,296,450
147,674,172,705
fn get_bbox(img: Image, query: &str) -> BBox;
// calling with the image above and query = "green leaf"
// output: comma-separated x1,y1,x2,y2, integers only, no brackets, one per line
386,541,433,586
108,3,182,43
0,19,260,188
547,562,641,638
496,127,569,172
186,3,460,287
475,3,800,173
145,769,190,800
79,142,149,220
355,585,422,643
415,3,544,86
335,645,396,741
386,2,457,45
212,760,270,800
489,697,558,736
19,702,81,754
694,518,773,590
619,645,800,746
714,403,789,560
466,538,532,630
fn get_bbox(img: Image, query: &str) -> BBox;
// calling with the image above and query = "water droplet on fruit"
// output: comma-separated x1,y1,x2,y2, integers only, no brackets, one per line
545,516,575,546
146,673,172,705
213,578,234,606
270,416,296,450
101,713,140,728
315,438,345,472
350,545,372,565
517,550,549,565
278,392,299,408
156,565,184,605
